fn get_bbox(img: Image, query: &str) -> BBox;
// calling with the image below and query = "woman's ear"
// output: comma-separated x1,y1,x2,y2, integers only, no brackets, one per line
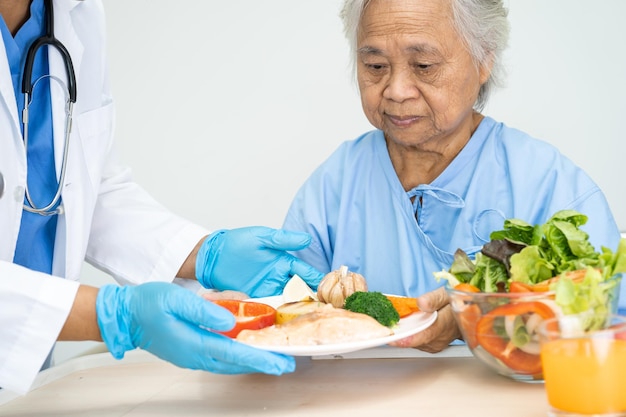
479,51,495,85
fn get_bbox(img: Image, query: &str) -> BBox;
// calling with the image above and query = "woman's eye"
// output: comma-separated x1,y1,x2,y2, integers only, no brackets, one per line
414,63,432,71
365,63,386,71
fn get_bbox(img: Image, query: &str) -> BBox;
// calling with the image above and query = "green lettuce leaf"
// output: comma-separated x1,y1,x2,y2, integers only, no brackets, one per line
509,246,554,284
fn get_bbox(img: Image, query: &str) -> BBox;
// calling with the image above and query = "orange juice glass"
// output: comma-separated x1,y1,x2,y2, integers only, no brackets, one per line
538,315,626,416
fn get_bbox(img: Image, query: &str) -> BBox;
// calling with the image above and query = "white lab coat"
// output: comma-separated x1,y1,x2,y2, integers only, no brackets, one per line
0,0,208,394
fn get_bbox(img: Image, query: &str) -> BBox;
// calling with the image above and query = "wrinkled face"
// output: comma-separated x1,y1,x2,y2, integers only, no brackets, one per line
356,0,490,149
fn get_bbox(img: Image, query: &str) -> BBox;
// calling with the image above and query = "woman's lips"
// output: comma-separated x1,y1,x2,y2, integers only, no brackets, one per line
386,114,420,127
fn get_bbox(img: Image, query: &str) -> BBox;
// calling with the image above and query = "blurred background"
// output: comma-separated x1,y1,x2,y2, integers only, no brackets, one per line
54,0,626,362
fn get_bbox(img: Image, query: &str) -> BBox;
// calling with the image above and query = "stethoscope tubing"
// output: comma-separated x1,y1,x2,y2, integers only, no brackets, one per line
22,0,76,102
21,0,76,216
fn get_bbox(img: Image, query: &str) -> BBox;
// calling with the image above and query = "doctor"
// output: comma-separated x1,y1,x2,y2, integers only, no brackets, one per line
0,0,323,394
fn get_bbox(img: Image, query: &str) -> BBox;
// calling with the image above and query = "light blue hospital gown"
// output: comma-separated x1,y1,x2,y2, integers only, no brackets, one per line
283,116,625,311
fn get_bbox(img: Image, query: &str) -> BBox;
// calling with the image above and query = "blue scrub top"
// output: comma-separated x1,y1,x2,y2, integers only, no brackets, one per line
1,0,58,274
283,117,625,314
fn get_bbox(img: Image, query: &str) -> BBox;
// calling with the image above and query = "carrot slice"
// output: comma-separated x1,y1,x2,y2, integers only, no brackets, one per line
510,269,591,293
454,283,481,293
509,281,535,293
385,295,420,318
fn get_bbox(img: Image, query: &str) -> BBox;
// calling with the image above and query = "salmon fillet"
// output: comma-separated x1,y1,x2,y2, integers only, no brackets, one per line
236,304,392,346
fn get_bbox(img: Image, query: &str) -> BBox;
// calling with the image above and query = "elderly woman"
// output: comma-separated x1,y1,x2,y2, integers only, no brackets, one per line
282,0,622,352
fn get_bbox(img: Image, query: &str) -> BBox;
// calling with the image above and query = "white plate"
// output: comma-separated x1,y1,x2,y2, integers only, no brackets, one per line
241,295,438,356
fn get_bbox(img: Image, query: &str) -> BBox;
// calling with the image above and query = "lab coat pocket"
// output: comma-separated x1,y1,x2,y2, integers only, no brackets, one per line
72,102,115,192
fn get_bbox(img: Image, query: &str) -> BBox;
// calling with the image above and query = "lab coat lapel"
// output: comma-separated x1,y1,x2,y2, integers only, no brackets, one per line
0,33,22,144
49,0,83,181
49,0,84,279
0,33,26,262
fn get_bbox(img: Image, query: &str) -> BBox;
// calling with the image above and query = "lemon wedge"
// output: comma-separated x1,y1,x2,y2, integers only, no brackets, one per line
283,274,318,303
276,300,328,324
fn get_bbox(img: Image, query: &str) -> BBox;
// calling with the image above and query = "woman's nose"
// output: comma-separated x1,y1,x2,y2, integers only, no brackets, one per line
383,68,419,102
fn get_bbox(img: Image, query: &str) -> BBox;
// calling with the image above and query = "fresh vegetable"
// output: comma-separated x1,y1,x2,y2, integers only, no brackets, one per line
437,210,626,376
507,269,589,293
282,274,318,303
212,299,276,338
317,265,368,308
437,210,625,323
276,300,327,324
456,302,482,349
385,295,420,318
508,281,535,293
454,283,480,293
475,301,556,374
344,291,400,327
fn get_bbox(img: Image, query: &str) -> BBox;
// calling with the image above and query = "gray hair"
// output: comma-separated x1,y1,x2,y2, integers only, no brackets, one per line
339,0,510,111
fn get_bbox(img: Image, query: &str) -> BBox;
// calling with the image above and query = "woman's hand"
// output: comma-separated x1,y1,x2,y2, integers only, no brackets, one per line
388,287,461,353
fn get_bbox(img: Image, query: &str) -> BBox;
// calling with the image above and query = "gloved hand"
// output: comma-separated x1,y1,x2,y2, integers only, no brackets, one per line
96,282,295,375
196,226,324,298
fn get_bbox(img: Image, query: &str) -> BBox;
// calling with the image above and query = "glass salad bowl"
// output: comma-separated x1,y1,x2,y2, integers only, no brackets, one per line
447,274,622,383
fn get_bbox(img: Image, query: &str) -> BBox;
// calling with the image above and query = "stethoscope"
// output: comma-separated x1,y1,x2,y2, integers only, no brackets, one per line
21,0,77,216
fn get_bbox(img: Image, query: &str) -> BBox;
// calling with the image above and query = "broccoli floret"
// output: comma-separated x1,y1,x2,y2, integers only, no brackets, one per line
344,291,400,327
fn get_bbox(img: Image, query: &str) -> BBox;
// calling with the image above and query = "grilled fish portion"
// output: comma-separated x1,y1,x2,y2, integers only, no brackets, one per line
236,304,392,346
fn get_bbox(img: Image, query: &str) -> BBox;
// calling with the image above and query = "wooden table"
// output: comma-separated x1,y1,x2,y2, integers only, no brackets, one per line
0,347,549,417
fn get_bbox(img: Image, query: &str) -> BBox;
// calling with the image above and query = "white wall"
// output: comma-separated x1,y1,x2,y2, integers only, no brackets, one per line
103,0,369,231
55,0,626,361
102,0,626,233
485,0,626,234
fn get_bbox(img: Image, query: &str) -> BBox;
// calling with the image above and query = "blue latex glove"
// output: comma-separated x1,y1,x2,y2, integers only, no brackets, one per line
196,226,324,298
96,282,295,375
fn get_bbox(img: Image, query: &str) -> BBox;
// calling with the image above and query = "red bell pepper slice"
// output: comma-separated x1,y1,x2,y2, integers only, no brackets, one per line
458,304,482,349
475,301,556,375
451,283,481,348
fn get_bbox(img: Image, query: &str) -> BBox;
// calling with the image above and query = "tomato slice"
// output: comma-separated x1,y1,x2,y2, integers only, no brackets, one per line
212,299,276,338
475,301,556,374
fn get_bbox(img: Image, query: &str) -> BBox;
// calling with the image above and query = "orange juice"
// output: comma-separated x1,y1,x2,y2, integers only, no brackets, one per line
541,337,626,414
